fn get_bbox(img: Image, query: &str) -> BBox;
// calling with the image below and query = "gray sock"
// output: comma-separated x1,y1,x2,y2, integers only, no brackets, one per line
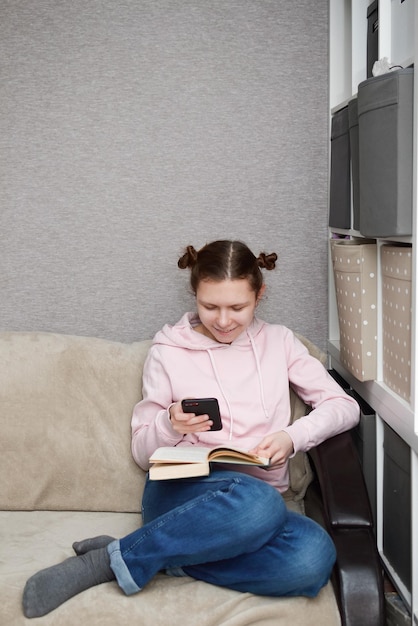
72,535,115,555
22,547,115,618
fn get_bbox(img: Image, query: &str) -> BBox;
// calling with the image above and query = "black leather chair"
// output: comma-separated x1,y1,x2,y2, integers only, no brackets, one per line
305,431,385,626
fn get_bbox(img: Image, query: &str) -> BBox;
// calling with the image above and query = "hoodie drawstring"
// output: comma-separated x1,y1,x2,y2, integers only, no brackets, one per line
206,330,270,440
248,331,270,420
206,350,235,440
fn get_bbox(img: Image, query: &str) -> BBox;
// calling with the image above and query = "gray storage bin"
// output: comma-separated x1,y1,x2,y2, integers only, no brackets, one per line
329,106,351,229
383,422,411,593
358,68,414,237
348,97,360,231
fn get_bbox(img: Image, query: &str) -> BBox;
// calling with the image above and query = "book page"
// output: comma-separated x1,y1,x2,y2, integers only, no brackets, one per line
150,446,269,466
208,448,269,465
149,446,210,464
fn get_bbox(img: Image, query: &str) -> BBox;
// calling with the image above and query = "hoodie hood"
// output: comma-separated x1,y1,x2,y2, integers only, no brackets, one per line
153,313,270,440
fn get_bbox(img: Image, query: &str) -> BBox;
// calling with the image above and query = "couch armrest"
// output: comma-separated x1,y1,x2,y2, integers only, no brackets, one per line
306,431,385,626
308,430,373,527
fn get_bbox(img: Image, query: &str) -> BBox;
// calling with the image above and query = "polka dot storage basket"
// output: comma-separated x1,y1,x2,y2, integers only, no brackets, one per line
331,239,377,381
381,245,412,402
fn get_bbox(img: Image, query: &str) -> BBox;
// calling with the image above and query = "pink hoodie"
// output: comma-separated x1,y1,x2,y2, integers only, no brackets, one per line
131,312,359,492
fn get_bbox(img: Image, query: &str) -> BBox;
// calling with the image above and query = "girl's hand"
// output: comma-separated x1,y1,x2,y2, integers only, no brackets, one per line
169,400,213,435
250,431,294,469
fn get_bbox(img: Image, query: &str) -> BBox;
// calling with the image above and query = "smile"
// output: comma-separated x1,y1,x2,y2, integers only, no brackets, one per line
214,327,237,334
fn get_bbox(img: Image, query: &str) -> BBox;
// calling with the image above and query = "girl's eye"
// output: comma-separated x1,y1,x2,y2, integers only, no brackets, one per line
232,306,245,312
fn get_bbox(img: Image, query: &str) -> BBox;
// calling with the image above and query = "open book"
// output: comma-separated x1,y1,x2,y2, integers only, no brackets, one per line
149,445,270,480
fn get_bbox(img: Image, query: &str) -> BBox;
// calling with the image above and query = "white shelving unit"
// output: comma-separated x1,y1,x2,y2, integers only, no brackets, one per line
328,1,417,622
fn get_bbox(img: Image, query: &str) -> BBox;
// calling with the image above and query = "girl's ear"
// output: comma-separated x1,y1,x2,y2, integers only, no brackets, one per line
257,284,266,303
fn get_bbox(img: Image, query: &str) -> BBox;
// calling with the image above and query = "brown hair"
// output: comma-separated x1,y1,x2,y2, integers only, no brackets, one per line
178,240,277,296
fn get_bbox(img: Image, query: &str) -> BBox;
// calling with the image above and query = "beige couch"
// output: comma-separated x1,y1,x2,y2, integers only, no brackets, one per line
0,331,364,625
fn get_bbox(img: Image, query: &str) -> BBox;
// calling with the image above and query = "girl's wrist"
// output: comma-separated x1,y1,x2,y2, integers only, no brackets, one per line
167,402,176,423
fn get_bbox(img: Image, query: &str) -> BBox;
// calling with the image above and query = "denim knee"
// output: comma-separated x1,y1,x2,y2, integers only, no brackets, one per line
231,473,287,529
294,524,336,597
317,532,336,586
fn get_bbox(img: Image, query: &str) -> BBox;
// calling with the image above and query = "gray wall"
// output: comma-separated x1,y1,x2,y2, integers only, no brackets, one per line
0,0,329,350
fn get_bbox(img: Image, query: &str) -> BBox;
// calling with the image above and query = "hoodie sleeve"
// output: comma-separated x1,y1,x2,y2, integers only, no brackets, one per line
282,330,360,453
131,345,184,470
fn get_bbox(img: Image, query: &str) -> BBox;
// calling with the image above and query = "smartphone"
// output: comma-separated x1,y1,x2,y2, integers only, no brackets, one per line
181,397,223,431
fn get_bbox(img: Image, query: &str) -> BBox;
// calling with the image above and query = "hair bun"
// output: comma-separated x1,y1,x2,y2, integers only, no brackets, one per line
178,245,199,269
257,252,278,271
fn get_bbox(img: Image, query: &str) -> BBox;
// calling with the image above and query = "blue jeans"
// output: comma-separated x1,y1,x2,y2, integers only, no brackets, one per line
107,469,336,597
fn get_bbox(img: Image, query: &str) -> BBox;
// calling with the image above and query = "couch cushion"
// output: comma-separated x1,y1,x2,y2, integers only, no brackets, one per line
0,332,151,512
0,510,341,626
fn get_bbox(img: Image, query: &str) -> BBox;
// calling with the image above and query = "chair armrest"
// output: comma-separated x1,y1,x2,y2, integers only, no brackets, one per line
306,431,385,626
307,430,373,528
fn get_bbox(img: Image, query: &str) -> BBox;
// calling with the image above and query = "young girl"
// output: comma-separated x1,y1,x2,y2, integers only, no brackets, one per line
23,240,359,618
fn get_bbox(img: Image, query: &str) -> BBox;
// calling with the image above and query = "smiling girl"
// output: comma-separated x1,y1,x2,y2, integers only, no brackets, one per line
23,240,359,618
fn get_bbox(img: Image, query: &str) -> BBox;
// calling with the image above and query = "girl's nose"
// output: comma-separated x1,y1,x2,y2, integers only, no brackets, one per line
217,310,230,328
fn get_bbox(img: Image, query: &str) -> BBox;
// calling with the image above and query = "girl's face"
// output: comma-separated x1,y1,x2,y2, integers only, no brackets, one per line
195,278,264,344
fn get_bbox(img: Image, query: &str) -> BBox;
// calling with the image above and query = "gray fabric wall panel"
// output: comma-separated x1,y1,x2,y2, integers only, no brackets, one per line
1,1,329,350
